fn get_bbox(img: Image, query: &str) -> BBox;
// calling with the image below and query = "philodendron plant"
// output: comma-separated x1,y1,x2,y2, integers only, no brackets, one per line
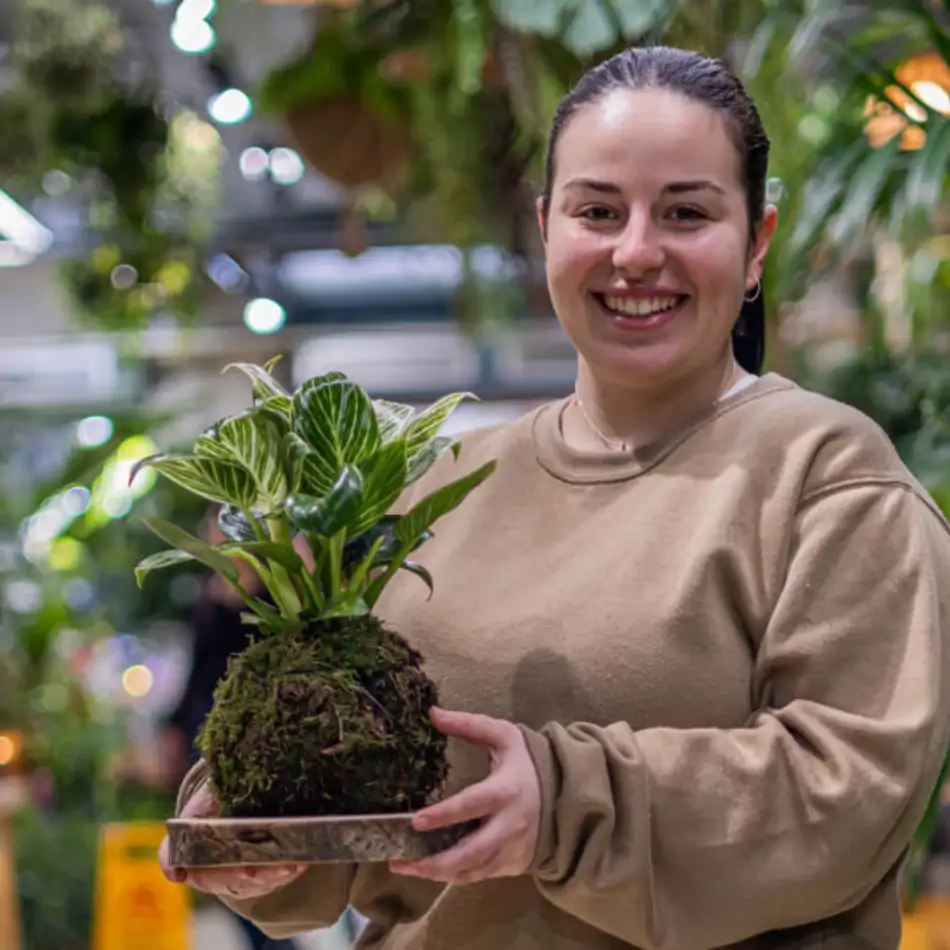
133,358,496,818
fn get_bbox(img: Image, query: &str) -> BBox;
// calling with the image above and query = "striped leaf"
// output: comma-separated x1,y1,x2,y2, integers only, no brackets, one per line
284,432,340,496
353,439,409,534
218,505,265,542
194,423,235,463
223,360,288,402
292,377,381,469
394,460,496,547
406,435,461,486
404,392,476,462
134,548,196,588
141,518,239,582
217,410,288,511
140,455,257,508
287,466,364,538
260,394,293,430
374,399,415,443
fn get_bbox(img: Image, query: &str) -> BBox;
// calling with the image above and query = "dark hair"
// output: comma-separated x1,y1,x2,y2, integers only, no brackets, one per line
541,46,770,374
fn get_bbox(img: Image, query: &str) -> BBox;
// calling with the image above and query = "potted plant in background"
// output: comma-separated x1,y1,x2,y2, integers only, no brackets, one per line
134,358,496,866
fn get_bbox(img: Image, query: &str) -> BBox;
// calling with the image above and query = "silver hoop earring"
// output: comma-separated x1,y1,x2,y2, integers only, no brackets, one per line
744,280,761,303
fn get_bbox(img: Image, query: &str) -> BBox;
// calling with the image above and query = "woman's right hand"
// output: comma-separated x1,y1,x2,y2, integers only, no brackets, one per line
158,782,308,899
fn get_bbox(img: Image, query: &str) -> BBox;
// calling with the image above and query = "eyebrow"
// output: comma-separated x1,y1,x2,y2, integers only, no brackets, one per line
562,177,726,196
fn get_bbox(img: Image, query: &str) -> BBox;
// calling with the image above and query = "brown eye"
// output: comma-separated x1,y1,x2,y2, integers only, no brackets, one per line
667,206,707,222
579,206,617,221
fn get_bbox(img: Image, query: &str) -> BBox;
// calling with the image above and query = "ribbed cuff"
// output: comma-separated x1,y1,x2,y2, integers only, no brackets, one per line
517,725,559,877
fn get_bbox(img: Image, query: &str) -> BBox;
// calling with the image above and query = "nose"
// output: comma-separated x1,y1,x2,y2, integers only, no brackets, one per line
612,213,665,276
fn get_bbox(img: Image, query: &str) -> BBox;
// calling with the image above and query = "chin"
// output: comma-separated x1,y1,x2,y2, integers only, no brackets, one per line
590,344,687,388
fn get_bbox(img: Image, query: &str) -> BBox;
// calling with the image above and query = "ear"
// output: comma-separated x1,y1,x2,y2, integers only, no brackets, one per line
536,195,548,249
746,204,778,291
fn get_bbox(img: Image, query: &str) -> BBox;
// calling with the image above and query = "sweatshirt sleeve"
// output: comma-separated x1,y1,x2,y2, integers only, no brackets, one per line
172,759,357,938
520,481,950,950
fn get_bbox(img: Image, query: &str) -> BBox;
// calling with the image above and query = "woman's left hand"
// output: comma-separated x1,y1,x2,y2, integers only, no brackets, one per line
389,706,541,886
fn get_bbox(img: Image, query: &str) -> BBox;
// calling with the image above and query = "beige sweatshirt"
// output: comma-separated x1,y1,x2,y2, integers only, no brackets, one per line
178,372,950,950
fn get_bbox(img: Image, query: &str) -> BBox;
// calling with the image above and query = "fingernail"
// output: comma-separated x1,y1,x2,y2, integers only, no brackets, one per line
237,868,258,881
172,869,187,883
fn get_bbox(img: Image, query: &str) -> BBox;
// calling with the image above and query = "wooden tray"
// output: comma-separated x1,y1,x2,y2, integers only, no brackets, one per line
167,813,479,868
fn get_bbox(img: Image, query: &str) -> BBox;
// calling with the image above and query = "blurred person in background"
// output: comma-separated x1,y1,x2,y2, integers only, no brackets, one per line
163,46,950,950
160,507,298,950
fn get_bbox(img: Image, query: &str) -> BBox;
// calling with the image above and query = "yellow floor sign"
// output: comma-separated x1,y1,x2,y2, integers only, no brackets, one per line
92,822,191,950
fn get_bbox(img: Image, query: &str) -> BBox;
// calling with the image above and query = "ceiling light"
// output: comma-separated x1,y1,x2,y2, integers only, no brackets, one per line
170,17,215,54
208,88,252,125
269,147,306,185
243,298,286,335
76,415,114,448
177,0,216,19
239,146,269,181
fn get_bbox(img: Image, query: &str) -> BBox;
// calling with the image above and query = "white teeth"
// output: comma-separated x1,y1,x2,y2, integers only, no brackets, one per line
603,295,680,317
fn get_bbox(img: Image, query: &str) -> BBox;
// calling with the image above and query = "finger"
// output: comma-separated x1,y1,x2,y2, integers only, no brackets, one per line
180,783,219,819
412,776,512,831
392,817,508,882
429,708,518,751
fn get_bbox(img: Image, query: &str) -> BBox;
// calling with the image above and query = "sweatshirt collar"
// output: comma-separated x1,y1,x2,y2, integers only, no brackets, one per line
532,372,795,484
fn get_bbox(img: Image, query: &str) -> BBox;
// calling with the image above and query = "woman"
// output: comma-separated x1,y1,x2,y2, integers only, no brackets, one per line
161,46,950,950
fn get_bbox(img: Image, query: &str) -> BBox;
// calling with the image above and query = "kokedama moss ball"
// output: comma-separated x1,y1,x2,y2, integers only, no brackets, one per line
197,615,449,817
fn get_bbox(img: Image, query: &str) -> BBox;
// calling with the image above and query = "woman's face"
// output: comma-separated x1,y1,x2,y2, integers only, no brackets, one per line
541,87,776,391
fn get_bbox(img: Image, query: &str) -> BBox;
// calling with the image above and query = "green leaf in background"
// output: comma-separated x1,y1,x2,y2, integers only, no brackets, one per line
134,548,196,587
404,392,475,461
826,135,904,248
394,460,497,546
286,466,365,538
608,0,666,38
216,409,289,511
491,0,572,36
218,504,265,542
563,0,618,57
141,518,239,582
406,435,461,486
292,377,381,471
374,398,415,443
353,438,409,534
223,359,288,401
452,0,486,96
135,455,258,508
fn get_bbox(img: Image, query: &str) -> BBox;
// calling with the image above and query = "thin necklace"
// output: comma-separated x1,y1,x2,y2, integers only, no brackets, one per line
572,361,744,453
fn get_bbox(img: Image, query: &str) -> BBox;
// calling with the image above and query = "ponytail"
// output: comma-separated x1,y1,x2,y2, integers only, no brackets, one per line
732,282,765,375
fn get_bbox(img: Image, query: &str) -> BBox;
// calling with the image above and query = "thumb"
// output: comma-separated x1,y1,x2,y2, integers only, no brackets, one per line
429,707,516,750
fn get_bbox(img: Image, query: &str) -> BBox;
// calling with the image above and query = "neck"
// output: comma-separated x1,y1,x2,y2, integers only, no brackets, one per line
567,355,745,453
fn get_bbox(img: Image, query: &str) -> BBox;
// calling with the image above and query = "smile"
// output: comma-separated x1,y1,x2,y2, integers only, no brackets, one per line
593,293,689,330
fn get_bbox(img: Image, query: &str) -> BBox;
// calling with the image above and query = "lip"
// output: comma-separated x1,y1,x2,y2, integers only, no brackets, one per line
592,292,687,332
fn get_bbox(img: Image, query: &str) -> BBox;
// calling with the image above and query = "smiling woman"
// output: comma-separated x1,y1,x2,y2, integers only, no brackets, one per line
165,46,950,950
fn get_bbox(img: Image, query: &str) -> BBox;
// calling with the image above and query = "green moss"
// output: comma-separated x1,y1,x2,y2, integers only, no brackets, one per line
197,615,448,817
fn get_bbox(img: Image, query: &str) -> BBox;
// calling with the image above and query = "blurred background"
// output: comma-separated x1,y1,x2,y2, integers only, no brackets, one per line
0,0,947,947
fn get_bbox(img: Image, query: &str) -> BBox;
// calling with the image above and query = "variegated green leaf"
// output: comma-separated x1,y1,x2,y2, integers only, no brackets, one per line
260,394,293,429
219,541,303,573
217,410,288,511
374,399,415,443
404,392,476,462
218,505,265,543
353,439,408,534
141,518,239,582
406,435,461,486
342,516,431,568
292,377,381,469
134,548,196,588
287,466,364,538
223,360,288,401
394,460,496,546
140,455,257,508
283,432,340,496
194,427,235,463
